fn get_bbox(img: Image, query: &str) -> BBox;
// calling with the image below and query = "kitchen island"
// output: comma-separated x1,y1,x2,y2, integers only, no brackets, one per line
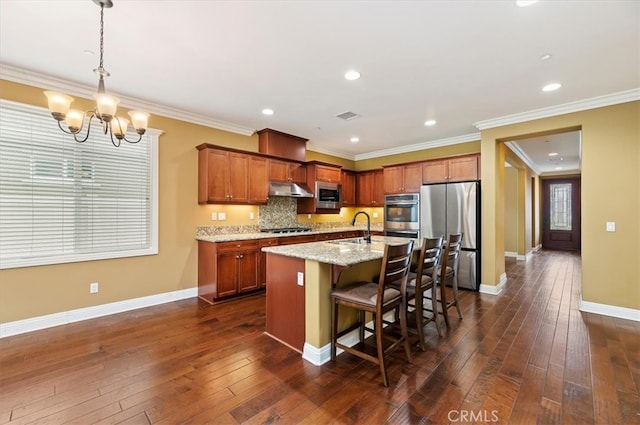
262,236,418,366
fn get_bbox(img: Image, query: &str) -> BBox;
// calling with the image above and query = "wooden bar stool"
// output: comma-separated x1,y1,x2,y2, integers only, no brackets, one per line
390,236,444,350
440,233,463,325
330,240,414,387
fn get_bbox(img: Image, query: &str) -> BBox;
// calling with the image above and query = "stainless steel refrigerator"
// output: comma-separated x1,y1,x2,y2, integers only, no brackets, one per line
420,181,480,290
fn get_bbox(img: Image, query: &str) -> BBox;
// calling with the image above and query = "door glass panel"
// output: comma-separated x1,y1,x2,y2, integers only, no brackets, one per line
550,183,572,231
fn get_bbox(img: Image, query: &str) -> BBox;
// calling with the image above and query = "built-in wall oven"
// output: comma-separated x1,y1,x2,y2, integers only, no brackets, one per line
384,193,420,239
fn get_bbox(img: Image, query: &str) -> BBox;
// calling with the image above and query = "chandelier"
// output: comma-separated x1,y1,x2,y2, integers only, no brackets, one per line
44,0,149,147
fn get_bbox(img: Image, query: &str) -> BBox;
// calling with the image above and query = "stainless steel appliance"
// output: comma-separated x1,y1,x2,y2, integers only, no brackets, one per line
315,181,342,209
384,193,420,239
420,181,480,290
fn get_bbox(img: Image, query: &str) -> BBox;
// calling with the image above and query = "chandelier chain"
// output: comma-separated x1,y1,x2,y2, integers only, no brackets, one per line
99,5,105,70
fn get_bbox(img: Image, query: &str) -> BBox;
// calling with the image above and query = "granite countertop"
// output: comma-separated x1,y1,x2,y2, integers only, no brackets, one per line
196,225,383,243
262,236,419,266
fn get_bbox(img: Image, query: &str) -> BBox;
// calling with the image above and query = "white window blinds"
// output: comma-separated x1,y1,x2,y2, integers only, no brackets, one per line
0,99,159,269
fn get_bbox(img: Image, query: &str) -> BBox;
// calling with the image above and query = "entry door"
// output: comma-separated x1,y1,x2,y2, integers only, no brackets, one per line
542,177,581,250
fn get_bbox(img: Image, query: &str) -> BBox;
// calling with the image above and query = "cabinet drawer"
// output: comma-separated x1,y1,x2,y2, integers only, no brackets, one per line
217,240,259,253
259,238,279,248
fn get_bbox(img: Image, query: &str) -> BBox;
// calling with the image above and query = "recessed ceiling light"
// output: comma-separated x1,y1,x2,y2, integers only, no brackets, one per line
516,0,538,7
555,167,563,170
540,53,552,61
424,119,437,126
261,108,274,115
344,70,361,81
350,137,360,143
548,152,559,156
542,82,562,92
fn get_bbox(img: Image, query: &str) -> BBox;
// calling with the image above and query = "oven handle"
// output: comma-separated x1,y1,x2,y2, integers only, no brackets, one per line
386,201,419,206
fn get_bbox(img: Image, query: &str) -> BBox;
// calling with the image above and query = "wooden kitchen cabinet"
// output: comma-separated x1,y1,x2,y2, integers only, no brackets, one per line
383,162,422,194
268,159,307,184
341,170,356,206
356,169,385,206
248,155,269,204
258,238,279,288
198,240,260,303
197,145,268,204
422,154,479,183
313,163,341,183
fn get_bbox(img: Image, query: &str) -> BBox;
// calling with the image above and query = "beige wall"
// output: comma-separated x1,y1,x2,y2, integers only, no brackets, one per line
481,101,640,310
504,166,518,253
1,80,638,324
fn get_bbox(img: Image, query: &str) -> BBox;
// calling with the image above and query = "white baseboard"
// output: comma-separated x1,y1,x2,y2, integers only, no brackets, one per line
479,272,507,295
302,313,393,366
579,298,640,322
533,244,542,252
0,287,198,338
505,251,533,261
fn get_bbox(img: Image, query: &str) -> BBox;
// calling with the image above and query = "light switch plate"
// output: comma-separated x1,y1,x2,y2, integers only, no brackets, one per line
211,212,217,221
218,212,226,221
297,272,304,286
606,221,616,232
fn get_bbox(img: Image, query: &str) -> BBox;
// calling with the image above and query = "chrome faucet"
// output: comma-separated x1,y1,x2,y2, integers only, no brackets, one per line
351,211,371,243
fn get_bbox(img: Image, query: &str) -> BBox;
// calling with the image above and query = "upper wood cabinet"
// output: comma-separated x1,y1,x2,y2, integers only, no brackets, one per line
198,148,249,204
341,170,356,207
383,163,422,194
268,159,307,184
197,145,268,205
422,154,480,183
248,156,269,204
314,164,342,183
356,169,384,207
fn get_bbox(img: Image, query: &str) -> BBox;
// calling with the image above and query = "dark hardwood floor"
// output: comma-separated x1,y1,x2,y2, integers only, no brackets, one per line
1,250,639,424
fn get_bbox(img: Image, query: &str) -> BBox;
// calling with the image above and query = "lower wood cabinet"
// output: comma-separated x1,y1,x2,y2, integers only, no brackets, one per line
198,240,260,303
198,230,367,303
258,238,279,288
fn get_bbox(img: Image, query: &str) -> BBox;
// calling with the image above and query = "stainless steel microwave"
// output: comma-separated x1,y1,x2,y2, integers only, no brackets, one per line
315,181,342,209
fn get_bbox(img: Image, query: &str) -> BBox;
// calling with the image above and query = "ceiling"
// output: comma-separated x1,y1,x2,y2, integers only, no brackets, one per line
1,1,638,171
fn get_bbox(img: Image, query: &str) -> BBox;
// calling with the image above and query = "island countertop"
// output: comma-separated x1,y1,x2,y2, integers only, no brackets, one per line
261,236,419,267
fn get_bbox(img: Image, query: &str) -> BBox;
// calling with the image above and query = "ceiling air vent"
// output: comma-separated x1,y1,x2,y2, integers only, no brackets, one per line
336,111,361,121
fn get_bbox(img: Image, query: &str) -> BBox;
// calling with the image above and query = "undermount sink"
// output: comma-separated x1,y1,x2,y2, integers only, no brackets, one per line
328,236,385,245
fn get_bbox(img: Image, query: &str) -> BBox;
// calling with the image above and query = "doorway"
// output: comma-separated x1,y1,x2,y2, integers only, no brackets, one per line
542,177,581,251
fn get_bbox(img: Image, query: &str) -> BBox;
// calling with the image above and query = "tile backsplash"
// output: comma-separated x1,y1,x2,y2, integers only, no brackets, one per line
258,197,299,229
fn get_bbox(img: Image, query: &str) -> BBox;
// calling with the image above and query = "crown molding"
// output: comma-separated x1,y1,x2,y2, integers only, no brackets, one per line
0,64,256,136
353,132,481,161
474,88,640,130
504,141,542,174
306,143,356,161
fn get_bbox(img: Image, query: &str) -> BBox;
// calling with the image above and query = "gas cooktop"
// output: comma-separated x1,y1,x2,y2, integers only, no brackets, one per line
260,227,312,234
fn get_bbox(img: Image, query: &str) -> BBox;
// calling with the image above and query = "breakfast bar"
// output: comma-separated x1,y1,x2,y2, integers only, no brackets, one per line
262,236,417,366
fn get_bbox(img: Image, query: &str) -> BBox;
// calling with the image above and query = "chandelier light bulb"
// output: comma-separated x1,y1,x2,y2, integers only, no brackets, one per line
65,110,85,133
112,116,130,139
44,91,73,120
128,111,149,133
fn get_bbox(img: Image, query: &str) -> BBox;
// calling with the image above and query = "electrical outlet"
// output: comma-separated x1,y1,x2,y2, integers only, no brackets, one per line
297,272,304,286
211,212,217,221
339,210,343,217
218,212,226,221
249,211,255,220
89,282,99,294
606,221,616,232
373,212,379,219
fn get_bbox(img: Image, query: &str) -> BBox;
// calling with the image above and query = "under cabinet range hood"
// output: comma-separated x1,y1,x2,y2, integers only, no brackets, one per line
268,181,314,198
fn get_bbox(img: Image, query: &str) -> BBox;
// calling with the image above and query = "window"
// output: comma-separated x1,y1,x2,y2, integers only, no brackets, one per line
549,182,572,231
0,99,159,269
